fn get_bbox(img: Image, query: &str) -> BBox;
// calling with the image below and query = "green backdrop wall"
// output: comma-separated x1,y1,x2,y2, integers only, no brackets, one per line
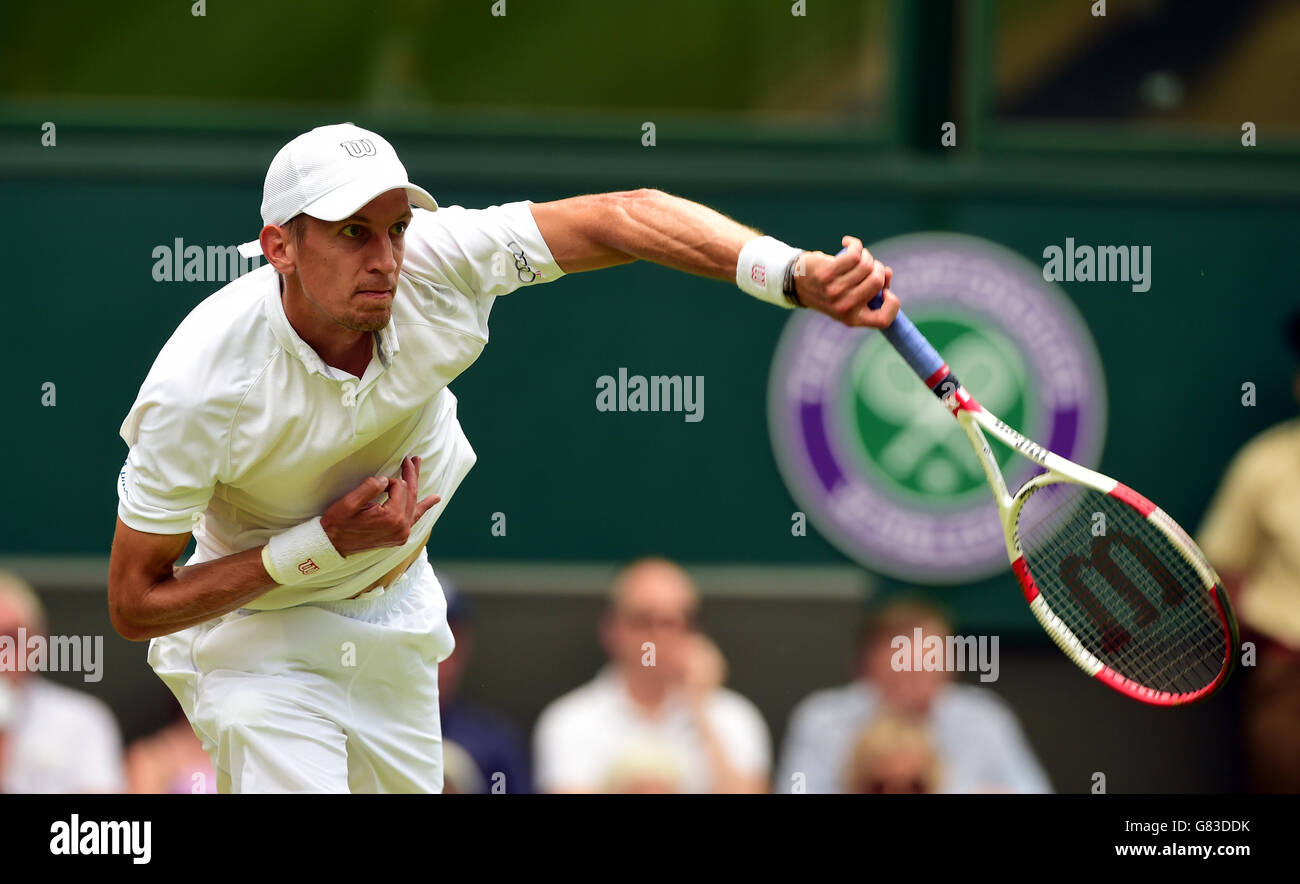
2,119,1296,637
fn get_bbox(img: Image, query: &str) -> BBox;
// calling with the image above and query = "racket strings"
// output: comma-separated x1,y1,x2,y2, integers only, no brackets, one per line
1015,483,1227,696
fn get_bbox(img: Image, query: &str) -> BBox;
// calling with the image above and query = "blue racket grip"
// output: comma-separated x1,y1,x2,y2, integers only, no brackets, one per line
836,243,947,385
867,290,946,384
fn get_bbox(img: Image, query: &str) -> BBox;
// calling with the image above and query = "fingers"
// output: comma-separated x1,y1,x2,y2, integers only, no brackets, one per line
823,238,876,296
828,237,864,277
826,253,875,301
385,464,411,517
336,475,388,516
819,238,891,321
822,260,887,325
414,494,442,521
855,289,901,328
401,455,419,522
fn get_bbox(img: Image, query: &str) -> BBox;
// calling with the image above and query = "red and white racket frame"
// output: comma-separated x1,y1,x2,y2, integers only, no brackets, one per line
932,366,1239,706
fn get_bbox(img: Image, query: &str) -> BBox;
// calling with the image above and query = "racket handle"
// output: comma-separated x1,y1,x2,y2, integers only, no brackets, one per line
864,275,946,385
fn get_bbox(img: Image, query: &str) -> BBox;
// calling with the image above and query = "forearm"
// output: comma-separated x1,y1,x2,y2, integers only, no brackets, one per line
535,188,899,327
113,546,275,640
598,188,764,281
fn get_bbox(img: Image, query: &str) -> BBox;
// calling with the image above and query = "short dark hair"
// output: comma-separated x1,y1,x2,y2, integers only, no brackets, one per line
281,213,309,246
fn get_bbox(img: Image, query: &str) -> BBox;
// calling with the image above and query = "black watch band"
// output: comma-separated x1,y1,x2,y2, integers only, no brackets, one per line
782,253,803,307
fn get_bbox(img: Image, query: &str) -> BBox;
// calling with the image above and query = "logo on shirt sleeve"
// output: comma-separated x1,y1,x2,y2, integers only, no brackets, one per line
507,240,538,283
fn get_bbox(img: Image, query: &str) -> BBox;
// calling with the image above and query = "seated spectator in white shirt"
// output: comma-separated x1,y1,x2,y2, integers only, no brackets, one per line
0,571,125,794
777,599,1051,794
533,557,770,793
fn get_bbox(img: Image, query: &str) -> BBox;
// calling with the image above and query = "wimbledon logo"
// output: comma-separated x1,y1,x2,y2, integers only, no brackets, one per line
767,233,1107,582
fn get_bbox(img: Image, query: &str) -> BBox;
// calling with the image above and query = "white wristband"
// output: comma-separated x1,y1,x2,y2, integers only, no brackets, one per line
262,517,346,585
736,235,802,308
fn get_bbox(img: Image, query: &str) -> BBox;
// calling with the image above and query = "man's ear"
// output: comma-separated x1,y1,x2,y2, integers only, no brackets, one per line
260,224,295,274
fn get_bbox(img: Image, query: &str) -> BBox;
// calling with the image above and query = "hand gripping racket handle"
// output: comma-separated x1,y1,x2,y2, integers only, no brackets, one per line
831,245,947,388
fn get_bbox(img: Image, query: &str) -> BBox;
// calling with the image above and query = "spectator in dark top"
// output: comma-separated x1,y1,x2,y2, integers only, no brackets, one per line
436,575,533,794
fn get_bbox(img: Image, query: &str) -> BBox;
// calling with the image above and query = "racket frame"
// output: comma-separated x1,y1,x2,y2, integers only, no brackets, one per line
937,376,1237,705
858,279,1238,705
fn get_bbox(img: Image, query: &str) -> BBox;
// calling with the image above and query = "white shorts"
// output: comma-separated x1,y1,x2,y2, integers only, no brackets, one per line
147,550,456,794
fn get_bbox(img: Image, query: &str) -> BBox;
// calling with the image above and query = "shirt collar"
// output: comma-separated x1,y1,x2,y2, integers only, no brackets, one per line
375,314,399,367
262,272,401,374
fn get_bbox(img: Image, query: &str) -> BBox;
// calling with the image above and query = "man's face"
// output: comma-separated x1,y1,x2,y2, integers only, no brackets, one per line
863,617,953,716
602,564,699,680
281,188,412,333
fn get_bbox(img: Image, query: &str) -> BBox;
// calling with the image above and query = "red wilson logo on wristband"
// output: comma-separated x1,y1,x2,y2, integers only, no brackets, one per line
751,265,766,286
298,559,321,576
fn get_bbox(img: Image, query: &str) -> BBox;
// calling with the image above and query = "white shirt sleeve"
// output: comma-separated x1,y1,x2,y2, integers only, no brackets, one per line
118,381,228,535
532,698,601,792
401,201,565,302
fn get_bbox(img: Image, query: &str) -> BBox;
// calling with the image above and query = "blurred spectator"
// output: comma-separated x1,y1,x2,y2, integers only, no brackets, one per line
441,739,487,794
600,737,685,793
777,599,1050,794
0,571,125,793
438,575,533,793
1196,308,1300,794
844,715,942,794
533,557,770,793
125,695,217,794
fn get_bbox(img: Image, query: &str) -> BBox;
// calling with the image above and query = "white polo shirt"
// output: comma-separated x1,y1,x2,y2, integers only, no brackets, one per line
533,666,772,793
118,201,563,610
1,677,126,793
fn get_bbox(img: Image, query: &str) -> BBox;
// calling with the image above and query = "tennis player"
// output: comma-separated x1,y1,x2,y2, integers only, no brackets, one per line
107,122,899,793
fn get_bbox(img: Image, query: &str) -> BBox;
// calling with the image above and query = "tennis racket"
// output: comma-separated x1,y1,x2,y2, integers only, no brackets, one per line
862,285,1238,705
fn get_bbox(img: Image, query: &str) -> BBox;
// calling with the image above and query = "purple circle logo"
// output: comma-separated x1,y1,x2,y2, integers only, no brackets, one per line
768,233,1107,582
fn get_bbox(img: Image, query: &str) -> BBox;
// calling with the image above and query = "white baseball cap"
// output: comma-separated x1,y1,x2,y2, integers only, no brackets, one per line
237,122,438,258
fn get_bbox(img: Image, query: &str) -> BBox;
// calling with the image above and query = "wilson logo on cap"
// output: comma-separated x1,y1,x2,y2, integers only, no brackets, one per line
340,139,377,158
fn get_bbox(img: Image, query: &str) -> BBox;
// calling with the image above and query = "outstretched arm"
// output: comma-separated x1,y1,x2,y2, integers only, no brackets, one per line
529,188,900,328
